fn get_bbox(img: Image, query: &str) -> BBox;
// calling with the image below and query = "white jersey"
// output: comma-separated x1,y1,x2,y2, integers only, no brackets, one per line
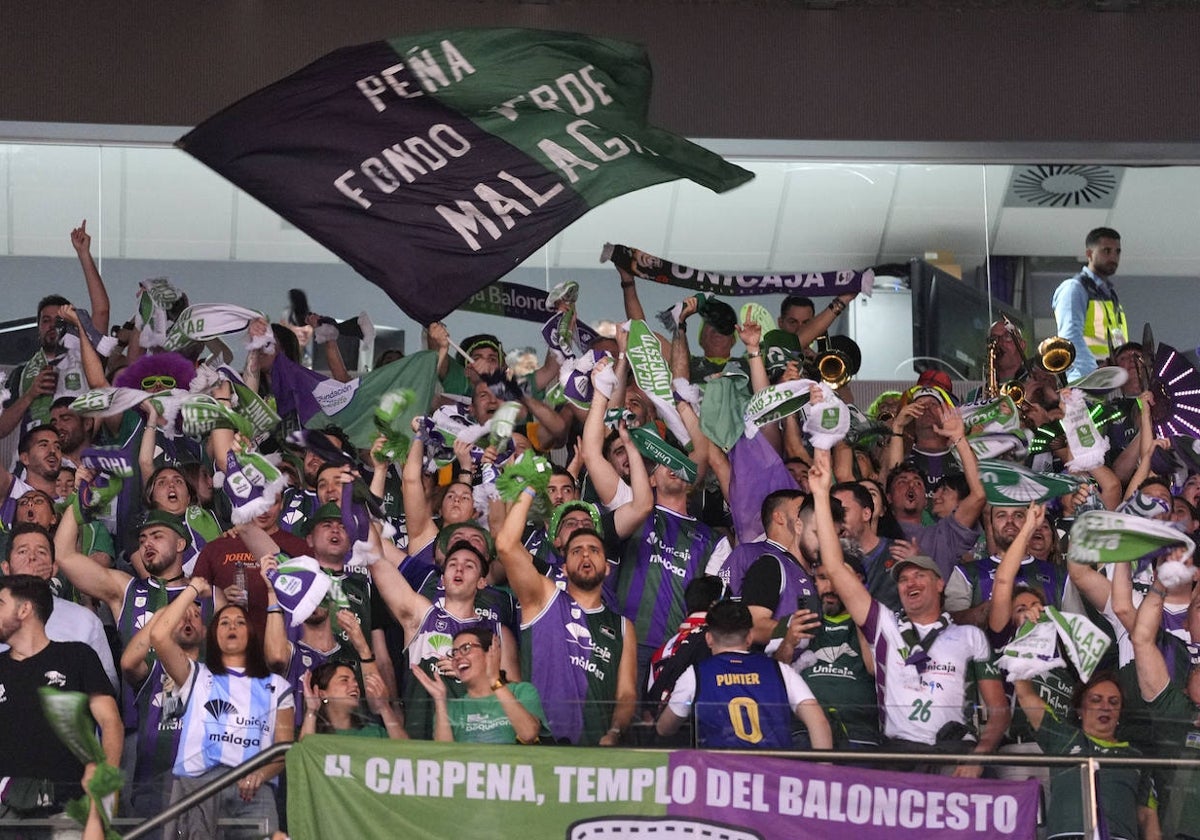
862,601,996,745
173,660,293,777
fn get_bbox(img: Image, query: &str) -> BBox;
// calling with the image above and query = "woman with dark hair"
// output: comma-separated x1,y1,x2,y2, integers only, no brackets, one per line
151,579,293,839
299,661,405,739
1014,668,1152,840
136,399,224,574
411,627,547,745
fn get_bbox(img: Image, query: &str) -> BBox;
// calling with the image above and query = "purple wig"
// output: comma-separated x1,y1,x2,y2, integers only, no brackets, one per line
114,351,196,392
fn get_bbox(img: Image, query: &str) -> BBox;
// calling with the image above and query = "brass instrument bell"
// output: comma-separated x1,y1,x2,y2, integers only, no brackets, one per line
1037,336,1076,374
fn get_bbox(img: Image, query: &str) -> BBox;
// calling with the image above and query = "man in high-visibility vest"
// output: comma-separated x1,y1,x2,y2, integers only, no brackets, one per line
1052,227,1127,382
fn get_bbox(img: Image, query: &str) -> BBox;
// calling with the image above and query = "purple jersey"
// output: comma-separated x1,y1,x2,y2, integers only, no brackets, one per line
520,589,624,745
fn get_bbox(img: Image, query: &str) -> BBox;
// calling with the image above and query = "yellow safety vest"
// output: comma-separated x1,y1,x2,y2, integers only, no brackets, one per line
1082,297,1127,359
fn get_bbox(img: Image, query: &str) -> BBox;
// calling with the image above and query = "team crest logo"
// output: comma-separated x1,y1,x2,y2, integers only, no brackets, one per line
813,643,856,663
204,699,237,719
565,621,593,652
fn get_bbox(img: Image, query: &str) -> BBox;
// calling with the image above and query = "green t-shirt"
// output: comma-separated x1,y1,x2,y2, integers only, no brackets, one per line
1145,685,1200,838
1035,714,1148,840
799,614,879,746
335,723,389,739
446,682,548,744
1009,666,1077,742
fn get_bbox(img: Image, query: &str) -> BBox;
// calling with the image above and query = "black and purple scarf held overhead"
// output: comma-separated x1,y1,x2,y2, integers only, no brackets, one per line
601,243,875,299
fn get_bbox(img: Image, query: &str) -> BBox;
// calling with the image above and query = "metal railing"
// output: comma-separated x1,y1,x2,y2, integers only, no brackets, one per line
119,743,293,840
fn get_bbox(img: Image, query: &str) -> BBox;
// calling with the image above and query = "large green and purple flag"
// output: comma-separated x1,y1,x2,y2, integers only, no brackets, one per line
177,29,753,325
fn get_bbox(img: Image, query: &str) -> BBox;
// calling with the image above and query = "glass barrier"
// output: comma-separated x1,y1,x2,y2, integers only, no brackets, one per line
5,137,1200,373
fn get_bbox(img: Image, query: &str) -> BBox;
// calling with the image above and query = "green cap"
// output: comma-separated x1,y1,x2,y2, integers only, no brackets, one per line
298,501,342,538
138,510,190,544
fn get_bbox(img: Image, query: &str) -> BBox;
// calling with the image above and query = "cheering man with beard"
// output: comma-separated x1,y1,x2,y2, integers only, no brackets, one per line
720,489,841,648
496,488,638,746
0,427,63,528
56,509,211,652
950,505,1069,627
777,562,880,750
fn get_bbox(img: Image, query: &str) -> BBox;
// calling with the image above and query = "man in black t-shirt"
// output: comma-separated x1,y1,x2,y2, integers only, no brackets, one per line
0,574,121,823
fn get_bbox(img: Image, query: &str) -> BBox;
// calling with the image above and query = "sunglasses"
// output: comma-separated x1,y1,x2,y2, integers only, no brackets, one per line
141,375,177,391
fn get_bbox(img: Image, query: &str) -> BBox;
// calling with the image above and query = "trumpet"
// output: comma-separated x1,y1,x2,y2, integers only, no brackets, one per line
999,379,1026,405
814,335,861,388
1037,336,1076,376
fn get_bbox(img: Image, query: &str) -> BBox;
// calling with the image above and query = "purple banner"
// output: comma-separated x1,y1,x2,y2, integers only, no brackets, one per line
665,751,1038,840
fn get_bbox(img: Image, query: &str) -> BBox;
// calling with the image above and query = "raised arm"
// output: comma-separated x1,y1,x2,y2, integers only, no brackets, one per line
611,423,653,540
241,317,271,393
426,322,452,381
58,304,109,388
1123,394,1159,500
494,489,554,618
882,400,924,478
809,448,873,626
676,400,710,484
71,220,110,332
988,503,1044,635
796,294,855,350
580,360,624,508
618,266,646,322
54,501,130,615
364,546,428,640
738,320,770,394
259,556,291,673
669,298,697,382
1067,557,1113,618
148,577,210,688
1012,678,1047,731
138,400,160,486
937,406,986,529
367,436,391,500
1131,578,1172,702
1107,548,1138,634
401,436,439,553
309,313,351,383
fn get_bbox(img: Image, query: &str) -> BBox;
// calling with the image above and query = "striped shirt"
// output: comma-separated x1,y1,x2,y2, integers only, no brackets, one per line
173,661,293,777
610,506,729,650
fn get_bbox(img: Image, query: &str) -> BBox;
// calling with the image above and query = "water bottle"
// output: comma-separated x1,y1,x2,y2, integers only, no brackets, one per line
232,561,249,607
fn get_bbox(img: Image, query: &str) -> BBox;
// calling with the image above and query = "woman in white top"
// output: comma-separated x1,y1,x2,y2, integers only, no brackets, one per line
150,577,294,840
